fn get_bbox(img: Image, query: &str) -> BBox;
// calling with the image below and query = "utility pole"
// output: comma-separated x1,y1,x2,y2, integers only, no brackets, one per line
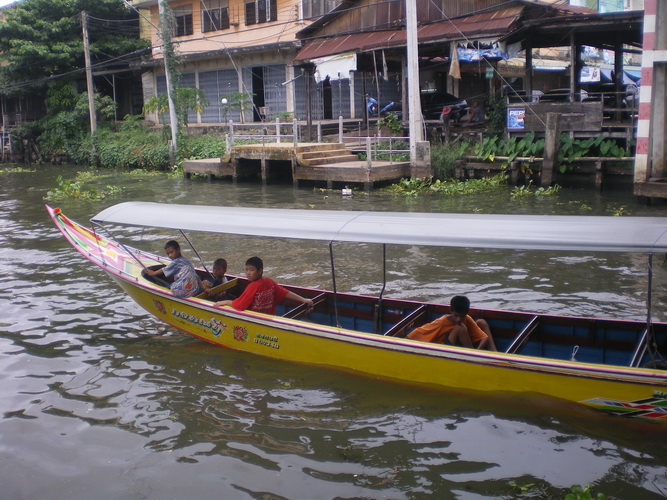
81,11,97,136
405,0,423,165
158,0,179,154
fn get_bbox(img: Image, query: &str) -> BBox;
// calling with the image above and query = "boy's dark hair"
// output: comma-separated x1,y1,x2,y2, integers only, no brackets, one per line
245,256,263,270
165,240,180,251
450,295,470,314
213,258,227,268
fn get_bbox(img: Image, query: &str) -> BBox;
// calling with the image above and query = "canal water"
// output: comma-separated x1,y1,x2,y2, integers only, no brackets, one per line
1,165,667,499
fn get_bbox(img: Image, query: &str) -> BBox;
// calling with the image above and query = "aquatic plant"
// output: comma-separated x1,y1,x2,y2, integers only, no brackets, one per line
564,484,607,500
510,182,561,198
386,173,507,196
0,167,35,174
45,175,122,201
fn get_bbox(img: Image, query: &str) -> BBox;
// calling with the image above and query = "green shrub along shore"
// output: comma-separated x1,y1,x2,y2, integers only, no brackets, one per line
10,112,228,172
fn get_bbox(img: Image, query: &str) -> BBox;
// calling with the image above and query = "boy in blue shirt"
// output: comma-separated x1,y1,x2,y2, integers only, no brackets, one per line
145,240,204,298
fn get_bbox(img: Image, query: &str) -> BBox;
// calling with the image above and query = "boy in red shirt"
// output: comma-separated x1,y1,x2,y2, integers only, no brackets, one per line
407,295,497,351
214,256,313,315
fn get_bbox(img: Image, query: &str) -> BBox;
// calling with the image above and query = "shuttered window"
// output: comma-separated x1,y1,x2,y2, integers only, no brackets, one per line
302,0,341,19
173,5,193,37
245,0,276,25
201,0,229,32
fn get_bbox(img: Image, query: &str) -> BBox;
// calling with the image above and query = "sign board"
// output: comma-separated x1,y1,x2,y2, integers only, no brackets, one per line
507,108,525,130
580,66,601,83
485,67,494,79
523,102,603,132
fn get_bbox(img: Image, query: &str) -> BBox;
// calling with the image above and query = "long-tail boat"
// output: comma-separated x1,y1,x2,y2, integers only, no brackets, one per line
47,203,667,422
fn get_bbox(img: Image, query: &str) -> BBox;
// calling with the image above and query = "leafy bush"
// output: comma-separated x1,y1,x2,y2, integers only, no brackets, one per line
39,82,117,160
484,93,507,136
85,127,170,170
378,113,403,136
431,141,473,180
474,132,544,167
181,134,227,159
473,132,630,174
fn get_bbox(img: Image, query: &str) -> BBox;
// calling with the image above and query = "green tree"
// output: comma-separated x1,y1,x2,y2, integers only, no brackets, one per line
0,0,148,94
143,88,210,128
36,80,116,159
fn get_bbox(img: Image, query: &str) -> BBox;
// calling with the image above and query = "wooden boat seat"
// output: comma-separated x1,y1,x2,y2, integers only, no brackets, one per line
282,292,327,319
505,315,540,354
384,305,427,337
196,278,238,299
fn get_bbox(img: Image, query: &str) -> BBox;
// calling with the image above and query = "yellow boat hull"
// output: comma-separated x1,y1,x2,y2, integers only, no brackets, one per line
113,273,667,421
48,205,667,422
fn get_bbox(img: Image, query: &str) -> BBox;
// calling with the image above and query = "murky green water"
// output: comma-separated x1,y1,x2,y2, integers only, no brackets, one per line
1,165,666,499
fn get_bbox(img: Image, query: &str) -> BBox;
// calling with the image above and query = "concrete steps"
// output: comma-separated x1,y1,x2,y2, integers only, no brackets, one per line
295,143,359,166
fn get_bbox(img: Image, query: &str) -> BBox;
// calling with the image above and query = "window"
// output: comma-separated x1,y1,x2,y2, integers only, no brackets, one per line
302,0,341,19
245,0,276,25
201,0,229,32
173,5,193,37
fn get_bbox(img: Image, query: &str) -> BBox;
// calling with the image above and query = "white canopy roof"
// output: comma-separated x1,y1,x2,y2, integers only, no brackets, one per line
92,202,667,253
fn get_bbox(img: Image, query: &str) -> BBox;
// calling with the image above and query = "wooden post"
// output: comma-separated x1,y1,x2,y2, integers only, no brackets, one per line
81,12,96,136
339,115,344,143
525,42,533,100
276,118,280,143
365,136,373,190
261,157,268,186
293,119,298,148
595,160,603,190
614,40,624,122
231,151,238,184
510,161,518,185
542,112,561,187
569,33,578,103
305,68,312,142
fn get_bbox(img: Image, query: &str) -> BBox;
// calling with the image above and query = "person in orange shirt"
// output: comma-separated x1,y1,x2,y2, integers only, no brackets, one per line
407,295,497,351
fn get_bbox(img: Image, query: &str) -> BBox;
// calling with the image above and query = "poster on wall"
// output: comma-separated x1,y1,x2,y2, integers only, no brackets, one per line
507,108,525,130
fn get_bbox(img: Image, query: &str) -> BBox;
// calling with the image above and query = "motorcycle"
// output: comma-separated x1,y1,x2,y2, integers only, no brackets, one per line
366,96,400,117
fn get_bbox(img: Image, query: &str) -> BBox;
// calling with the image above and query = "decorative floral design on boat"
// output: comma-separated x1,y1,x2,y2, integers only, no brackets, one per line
233,325,248,342
153,299,166,315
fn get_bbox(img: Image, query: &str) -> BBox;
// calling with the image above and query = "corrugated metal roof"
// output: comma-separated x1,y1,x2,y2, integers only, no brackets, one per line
295,7,523,62
418,6,523,41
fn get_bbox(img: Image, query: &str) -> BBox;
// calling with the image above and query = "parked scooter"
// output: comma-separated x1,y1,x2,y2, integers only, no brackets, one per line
366,96,400,117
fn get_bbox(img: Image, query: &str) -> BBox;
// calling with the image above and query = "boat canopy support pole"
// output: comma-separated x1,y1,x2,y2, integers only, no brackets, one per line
179,230,213,279
329,242,341,328
374,244,387,334
644,252,662,366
